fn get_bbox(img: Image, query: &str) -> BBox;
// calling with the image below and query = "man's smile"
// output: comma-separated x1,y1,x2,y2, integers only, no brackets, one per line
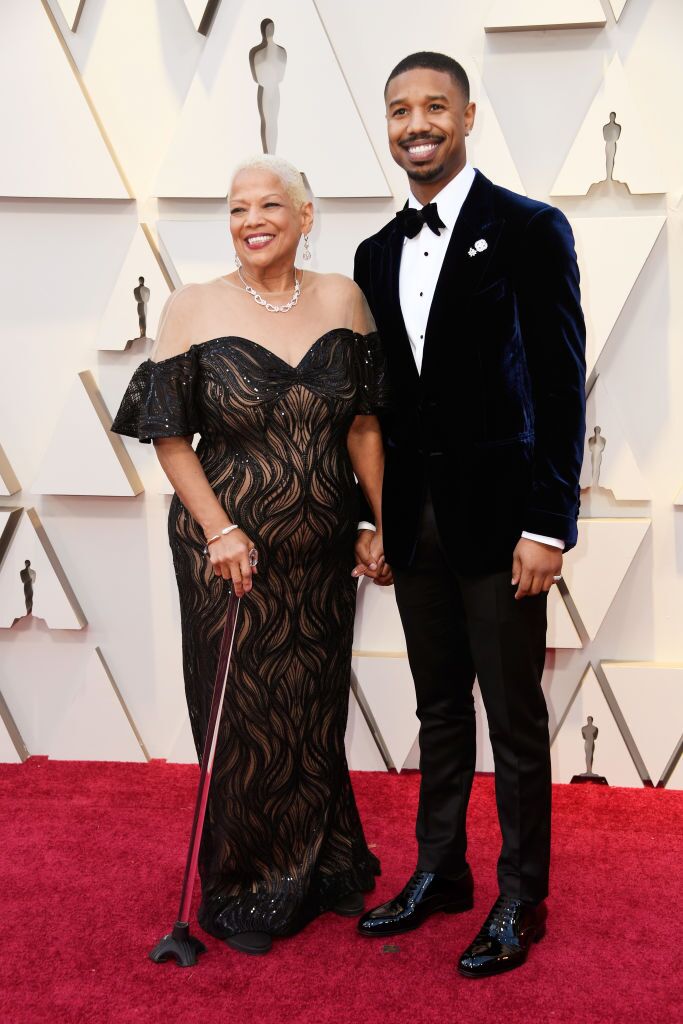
402,138,444,163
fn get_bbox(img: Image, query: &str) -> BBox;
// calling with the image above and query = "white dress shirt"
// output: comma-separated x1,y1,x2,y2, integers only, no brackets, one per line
359,163,563,551
398,163,476,374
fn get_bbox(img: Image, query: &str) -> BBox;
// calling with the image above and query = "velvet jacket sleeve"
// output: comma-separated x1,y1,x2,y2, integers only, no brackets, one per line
516,207,586,550
353,241,379,528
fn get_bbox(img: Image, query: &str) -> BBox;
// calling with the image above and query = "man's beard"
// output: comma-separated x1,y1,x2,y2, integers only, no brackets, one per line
406,161,446,183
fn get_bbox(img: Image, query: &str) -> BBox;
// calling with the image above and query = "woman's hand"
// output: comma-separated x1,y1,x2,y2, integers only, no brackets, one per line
352,529,394,587
207,528,257,597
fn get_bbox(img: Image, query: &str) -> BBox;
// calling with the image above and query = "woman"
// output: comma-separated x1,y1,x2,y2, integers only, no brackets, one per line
112,155,388,955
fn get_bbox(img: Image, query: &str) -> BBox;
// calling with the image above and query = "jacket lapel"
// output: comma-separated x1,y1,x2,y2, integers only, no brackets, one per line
421,172,505,381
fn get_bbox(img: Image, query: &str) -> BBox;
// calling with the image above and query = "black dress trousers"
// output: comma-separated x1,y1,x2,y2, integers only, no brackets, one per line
392,490,551,904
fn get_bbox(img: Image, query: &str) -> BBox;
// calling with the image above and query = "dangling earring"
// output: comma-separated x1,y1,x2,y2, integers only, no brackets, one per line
234,253,242,268
302,235,312,261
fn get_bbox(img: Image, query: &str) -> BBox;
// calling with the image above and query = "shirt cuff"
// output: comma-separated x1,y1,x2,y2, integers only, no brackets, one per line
357,521,377,533
521,531,565,551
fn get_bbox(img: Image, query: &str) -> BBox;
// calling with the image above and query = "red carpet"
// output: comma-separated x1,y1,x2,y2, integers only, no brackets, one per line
1,759,681,1024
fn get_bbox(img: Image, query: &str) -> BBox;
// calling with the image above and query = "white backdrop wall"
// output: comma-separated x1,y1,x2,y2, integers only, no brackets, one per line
0,0,682,787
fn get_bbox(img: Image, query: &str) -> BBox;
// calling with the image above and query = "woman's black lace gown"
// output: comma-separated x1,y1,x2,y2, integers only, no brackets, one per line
112,325,384,938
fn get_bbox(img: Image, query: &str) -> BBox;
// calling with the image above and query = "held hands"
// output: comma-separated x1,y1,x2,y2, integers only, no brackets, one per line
511,538,562,600
352,529,394,587
207,527,257,597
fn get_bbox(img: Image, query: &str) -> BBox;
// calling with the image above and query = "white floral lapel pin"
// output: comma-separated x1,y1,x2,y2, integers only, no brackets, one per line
468,238,488,257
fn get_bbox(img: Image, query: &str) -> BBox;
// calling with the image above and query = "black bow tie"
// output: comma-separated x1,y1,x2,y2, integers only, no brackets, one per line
396,202,446,239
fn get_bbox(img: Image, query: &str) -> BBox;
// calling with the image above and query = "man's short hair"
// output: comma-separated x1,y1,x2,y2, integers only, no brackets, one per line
385,52,470,101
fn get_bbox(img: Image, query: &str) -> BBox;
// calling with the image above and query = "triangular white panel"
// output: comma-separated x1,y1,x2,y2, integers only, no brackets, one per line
0,443,20,496
563,519,650,640
474,681,495,773
345,691,387,772
464,61,526,195
403,733,420,771
580,377,650,499
352,655,418,773
0,716,22,764
183,0,221,33
552,55,666,195
47,649,147,761
602,662,683,784
32,371,143,496
570,215,665,378
353,577,406,655
551,666,642,786
158,220,233,286
166,713,199,765
546,586,582,649
543,651,587,743
0,509,86,629
55,1,86,31
608,0,629,19
485,0,606,32
0,1,127,198
95,227,172,351
155,0,390,198
0,644,128,756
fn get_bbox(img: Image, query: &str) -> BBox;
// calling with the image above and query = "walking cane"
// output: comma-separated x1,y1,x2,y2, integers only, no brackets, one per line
149,549,257,968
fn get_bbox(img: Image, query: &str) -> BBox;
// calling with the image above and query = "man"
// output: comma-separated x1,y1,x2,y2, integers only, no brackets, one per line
353,52,585,978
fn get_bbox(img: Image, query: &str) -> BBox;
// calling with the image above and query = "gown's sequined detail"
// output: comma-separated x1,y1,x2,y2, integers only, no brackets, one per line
112,328,386,937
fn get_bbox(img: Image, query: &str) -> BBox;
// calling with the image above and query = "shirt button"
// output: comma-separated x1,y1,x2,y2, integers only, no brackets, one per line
419,292,424,296
424,251,429,256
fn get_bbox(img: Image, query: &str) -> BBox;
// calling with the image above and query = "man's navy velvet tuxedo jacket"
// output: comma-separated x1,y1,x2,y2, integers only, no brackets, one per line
354,170,586,574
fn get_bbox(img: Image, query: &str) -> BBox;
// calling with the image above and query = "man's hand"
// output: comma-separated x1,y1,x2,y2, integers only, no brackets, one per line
353,529,394,587
511,538,562,599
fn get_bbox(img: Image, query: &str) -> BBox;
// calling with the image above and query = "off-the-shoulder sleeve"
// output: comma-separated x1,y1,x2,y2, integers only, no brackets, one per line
111,349,200,444
354,331,391,416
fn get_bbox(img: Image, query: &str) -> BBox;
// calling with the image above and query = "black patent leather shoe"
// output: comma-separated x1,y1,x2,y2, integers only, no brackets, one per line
332,890,365,917
458,896,546,978
226,931,272,956
358,868,474,937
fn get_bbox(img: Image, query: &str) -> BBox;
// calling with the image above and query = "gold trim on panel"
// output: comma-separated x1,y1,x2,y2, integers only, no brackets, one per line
95,647,150,761
79,371,144,495
352,649,408,660
197,0,222,35
350,668,392,770
0,689,29,762
0,508,23,571
140,223,177,293
594,661,650,783
40,0,134,198
71,0,87,32
26,507,88,628
659,738,682,788
0,445,20,496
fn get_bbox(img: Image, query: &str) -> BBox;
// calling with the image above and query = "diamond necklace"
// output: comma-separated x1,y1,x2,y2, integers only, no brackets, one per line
237,265,301,313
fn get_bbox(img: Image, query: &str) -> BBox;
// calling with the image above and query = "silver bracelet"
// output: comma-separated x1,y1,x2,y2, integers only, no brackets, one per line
203,523,239,555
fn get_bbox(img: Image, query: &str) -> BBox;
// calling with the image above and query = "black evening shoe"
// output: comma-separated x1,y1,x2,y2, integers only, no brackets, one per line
226,931,272,956
458,896,546,978
332,890,365,917
358,867,473,937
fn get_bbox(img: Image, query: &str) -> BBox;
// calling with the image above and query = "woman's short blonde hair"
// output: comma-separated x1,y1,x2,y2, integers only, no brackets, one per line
229,154,309,210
